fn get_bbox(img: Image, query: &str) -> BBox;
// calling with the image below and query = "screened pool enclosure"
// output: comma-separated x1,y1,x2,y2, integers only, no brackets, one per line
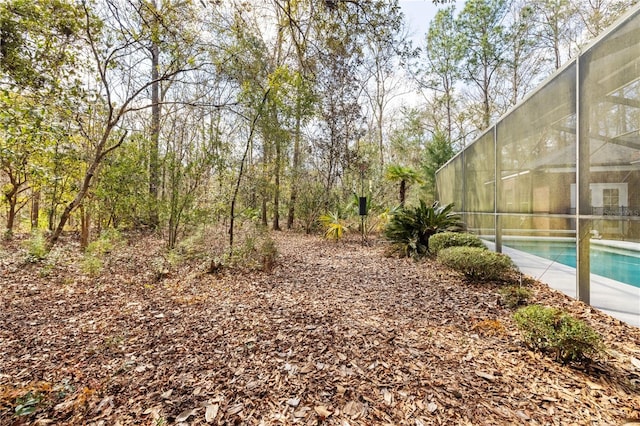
436,6,640,308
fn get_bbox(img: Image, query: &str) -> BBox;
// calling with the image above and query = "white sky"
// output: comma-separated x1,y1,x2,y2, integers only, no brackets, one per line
398,0,465,43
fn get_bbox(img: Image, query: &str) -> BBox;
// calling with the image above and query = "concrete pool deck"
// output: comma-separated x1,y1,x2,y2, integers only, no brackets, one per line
485,242,640,327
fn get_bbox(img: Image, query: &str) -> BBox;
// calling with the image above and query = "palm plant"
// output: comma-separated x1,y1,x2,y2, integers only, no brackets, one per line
384,200,463,258
384,164,423,207
319,211,348,241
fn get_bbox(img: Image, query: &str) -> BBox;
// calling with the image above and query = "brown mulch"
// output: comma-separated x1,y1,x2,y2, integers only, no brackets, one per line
1,231,639,425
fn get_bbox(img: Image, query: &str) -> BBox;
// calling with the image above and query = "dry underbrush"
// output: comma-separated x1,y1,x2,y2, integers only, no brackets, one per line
0,230,639,425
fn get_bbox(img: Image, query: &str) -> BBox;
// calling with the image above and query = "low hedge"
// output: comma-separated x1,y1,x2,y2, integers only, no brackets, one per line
429,232,486,255
498,285,532,308
437,246,515,281
514,305,603,363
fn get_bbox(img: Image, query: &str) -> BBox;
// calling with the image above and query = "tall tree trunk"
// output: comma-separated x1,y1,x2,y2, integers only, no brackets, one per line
149,36,161,229
80,204,90,250
445,80,453,144
5,192,16,236
3,173,23,235
287,109,302,229
399,179,406,207
261,124,270,228
47,129,126,251
31,189,40,230
48,160,98,250
377,104,384,168
227,88,270,253
273,137,281,231
261,195,268,227
482,67,490,129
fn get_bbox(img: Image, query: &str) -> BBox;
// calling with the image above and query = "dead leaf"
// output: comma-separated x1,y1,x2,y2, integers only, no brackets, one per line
294,407,311,418
175,408,197,422
382,389,393,406
53,399,75,412
586,380,603,390
93,395,114,415
314,405,332,418
475,370,496,382
427,402,437,413
343,401,357,416
286,397,300,407
631,357,640,370
300,363,314,373
227,403,244,415
205,404,218,422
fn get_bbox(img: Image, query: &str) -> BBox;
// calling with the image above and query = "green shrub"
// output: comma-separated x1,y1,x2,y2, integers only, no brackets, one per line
175,226,209,262
81,229,122,276
14,391,43,416
384,201,463,258
81,254,103,277
24,230,48,262
499,285,532,308
514,305,603,363
260,233,278,272
212,225,278,272
86,228,122,255
429,232,486,255
437,246,515,281
319,212,348,241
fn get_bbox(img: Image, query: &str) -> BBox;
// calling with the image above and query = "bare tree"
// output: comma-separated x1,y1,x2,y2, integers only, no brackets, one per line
47,0,200,249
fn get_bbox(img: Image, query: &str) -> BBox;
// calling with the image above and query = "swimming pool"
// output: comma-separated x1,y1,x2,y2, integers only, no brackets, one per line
502,239,640,288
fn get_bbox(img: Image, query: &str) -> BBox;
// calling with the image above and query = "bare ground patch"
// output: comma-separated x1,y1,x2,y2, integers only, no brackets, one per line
1,231,639,425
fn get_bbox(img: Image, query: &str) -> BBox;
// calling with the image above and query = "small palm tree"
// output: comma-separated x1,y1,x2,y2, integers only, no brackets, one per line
384,200,463,258
319,212,348,241
385,164,422,207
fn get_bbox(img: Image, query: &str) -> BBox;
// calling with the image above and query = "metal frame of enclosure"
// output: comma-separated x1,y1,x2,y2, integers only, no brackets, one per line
436,6,640,303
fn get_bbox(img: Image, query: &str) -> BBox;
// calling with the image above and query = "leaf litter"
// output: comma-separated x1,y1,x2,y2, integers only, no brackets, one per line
0,231,639,425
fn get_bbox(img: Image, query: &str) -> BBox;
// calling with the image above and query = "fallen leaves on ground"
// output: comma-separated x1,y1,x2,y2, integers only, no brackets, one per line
1,231,639,425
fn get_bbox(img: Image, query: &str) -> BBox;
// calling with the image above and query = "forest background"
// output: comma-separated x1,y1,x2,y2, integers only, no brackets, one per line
1,0,636,252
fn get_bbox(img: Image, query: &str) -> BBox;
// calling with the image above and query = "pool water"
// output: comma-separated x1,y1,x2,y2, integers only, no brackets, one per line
503,240,640,288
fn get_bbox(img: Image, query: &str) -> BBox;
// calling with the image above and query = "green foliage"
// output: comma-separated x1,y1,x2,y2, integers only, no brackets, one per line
428,231,485,255
86,229,121,256
92,138,148,230
514,305,603,363
150,255,170,281
498,285,532,308
81,229,122,277
319,212,348,241
437,246,515,281
422,131,457,201
24,230,48,262
384,164,423,206
384,164,422,183
259,234,278,272
14,391,42,416
215,225,278,272
457,0,509,128
383,201,463,258
0,0,85,91
388,108,429,169
81,254,103,277
174,227,209,262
